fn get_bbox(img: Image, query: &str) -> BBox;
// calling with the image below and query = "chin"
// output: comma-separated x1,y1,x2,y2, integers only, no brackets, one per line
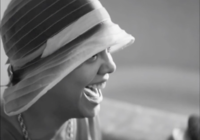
79,104,101,118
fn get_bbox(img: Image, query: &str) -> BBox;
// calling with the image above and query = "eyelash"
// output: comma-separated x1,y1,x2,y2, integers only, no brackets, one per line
88,54,98,62
87,47,111,63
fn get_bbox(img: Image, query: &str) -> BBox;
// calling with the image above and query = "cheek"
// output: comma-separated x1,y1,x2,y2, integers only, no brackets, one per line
76,73,95,87
72,67,98,87
54,80,81,100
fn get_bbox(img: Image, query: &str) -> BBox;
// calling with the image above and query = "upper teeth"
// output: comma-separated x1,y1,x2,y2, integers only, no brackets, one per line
87,83,106,90
87,85,98,89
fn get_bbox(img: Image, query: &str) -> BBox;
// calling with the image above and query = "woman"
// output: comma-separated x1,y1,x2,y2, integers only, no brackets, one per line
0,0,134,140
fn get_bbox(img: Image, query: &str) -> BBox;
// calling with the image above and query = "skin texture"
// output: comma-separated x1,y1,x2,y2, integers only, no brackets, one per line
49,47,117,118
2,48,116,140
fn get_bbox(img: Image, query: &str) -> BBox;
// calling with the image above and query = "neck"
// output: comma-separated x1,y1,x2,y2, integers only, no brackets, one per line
4,88,82,140
22,112,64,139
21,99,74,140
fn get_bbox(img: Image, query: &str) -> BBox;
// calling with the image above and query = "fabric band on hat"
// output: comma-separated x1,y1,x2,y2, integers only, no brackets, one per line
41,6,109,58
1,0,99,60
1,0,135,116
10,6,110,69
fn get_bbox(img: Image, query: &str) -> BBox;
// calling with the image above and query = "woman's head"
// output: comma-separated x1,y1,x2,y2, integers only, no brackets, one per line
0,0,134,116
45,47,116,118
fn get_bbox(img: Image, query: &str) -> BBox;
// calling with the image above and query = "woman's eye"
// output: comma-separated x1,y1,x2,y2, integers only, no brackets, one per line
88,54,98,62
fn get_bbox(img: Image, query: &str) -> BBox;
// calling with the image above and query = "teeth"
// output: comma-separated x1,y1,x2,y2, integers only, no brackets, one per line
87,82,106,90
88,85,96,89
84,88,99,98
84,83,105,100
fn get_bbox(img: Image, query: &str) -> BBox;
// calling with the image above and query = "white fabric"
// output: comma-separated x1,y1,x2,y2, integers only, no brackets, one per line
42,1,107,58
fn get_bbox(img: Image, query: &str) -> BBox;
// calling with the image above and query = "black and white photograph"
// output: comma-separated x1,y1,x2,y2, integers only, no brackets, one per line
0,0,199,140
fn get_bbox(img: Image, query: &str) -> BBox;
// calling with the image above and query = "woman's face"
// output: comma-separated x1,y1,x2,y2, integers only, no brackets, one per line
53,48,116,118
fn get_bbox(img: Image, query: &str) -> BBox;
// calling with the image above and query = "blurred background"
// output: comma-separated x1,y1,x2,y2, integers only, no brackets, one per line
1,0,199,139
100,0,199,116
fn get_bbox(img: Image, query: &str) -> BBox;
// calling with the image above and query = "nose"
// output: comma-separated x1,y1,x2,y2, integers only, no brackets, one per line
98,52,117,75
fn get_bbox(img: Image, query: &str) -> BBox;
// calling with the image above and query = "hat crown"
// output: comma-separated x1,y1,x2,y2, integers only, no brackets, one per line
0,0,98,61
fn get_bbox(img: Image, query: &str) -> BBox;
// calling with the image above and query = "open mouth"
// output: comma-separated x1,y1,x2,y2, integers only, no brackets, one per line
83,82,106,103
85,85,99,98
